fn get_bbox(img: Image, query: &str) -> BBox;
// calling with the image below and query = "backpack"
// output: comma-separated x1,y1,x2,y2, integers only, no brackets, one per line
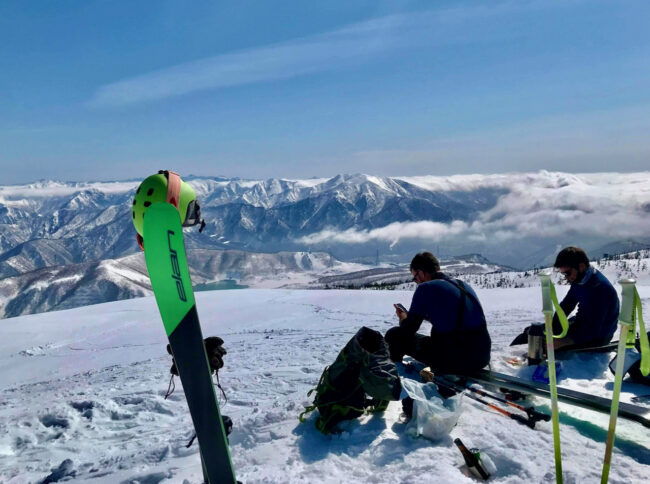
300,326,402,434
608,337,650,386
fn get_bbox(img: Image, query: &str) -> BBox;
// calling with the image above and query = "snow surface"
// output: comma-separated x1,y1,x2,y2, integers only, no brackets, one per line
1,285,649,483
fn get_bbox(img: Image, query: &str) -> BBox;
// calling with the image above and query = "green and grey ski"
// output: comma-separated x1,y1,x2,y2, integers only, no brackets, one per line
143,202,236,484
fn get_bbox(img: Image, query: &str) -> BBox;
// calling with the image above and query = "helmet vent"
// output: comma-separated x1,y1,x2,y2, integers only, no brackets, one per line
132,211,135,219
144,201,152,207
147,188,154,196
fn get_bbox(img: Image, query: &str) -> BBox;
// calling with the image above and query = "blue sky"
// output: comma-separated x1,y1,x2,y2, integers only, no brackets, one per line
1,0,649,184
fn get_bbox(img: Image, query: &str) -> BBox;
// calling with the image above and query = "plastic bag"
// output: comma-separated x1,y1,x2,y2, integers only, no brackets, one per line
531,361,563,384
401,378,462,441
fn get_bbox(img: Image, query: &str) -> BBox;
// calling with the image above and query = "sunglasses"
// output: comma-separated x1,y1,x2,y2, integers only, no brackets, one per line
558,268,575,278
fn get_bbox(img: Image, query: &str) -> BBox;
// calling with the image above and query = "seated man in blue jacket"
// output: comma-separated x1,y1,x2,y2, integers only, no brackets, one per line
385,252,491,374
552,246,620,350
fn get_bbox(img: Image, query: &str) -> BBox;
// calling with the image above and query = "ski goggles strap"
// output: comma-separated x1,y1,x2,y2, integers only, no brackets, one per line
159,170,181,209
634,288,649,376
159,170,204,230
549,283,569,339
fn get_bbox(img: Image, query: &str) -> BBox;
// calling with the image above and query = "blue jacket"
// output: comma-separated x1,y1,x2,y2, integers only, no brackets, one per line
396,273,491,373
552,267,620,346
403,276,487,335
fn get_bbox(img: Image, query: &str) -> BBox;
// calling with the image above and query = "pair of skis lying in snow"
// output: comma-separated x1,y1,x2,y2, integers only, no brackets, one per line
464,369,650,429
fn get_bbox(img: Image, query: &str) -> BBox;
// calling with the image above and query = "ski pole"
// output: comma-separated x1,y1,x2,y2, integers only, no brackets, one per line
437,376,550,424
434,377,537,429
540,270,567,484
601,279,647,484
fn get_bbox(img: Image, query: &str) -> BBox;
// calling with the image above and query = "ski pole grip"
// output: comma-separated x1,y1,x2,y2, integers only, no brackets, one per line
512,412,536,429
527,407,551,422
539,270,553,315
539,270,569,338
621,281,650,377
618,279,636,327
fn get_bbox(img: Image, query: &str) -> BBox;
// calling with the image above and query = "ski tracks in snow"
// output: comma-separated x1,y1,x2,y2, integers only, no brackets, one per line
1,289,649,482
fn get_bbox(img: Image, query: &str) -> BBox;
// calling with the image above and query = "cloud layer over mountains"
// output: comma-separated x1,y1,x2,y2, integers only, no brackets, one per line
299,172,650,249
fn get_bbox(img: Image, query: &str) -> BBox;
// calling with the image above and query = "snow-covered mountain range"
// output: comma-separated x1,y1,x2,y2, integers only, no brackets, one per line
2,172,649,281
0,174,502,278
1,171,649,319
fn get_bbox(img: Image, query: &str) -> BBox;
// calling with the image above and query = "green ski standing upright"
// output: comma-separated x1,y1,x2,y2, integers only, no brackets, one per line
133,171,237,484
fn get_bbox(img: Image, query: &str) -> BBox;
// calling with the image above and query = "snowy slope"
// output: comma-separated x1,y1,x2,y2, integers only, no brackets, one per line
0,284,649,483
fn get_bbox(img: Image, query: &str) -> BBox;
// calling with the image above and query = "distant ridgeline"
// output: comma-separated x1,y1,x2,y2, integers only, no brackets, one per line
314,255,515,290
448,249,650,289
316,249,650,290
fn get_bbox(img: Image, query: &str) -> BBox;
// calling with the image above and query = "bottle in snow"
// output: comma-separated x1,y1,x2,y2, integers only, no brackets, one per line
454,438,490,480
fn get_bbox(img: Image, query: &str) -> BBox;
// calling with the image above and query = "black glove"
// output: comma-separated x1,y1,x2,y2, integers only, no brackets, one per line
204,336,227,373
166,337,227,376
166,343,179,376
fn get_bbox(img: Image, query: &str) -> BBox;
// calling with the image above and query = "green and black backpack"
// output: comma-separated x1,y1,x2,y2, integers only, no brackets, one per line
300,326,402,434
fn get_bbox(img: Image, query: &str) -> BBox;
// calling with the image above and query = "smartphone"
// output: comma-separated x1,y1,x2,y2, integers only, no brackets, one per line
395,303,407,313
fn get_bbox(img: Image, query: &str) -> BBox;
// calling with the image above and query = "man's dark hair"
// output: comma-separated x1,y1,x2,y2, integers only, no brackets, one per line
410,252,440,275
554,246,590,269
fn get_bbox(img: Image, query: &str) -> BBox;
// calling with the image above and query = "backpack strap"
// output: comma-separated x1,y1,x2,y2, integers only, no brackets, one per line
439,275,484,330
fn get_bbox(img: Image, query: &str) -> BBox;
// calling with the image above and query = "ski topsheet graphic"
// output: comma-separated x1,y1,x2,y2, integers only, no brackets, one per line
143,202,236,483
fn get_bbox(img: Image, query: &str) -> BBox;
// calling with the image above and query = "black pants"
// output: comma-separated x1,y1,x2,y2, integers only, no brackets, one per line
385,324,491,375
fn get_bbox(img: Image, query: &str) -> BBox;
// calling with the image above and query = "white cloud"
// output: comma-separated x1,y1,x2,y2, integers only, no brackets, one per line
88,1,565,108
300,220,470,248
88,13,413,108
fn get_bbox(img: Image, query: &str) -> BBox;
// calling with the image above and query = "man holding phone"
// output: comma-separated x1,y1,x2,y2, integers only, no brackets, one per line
385,252,491,374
